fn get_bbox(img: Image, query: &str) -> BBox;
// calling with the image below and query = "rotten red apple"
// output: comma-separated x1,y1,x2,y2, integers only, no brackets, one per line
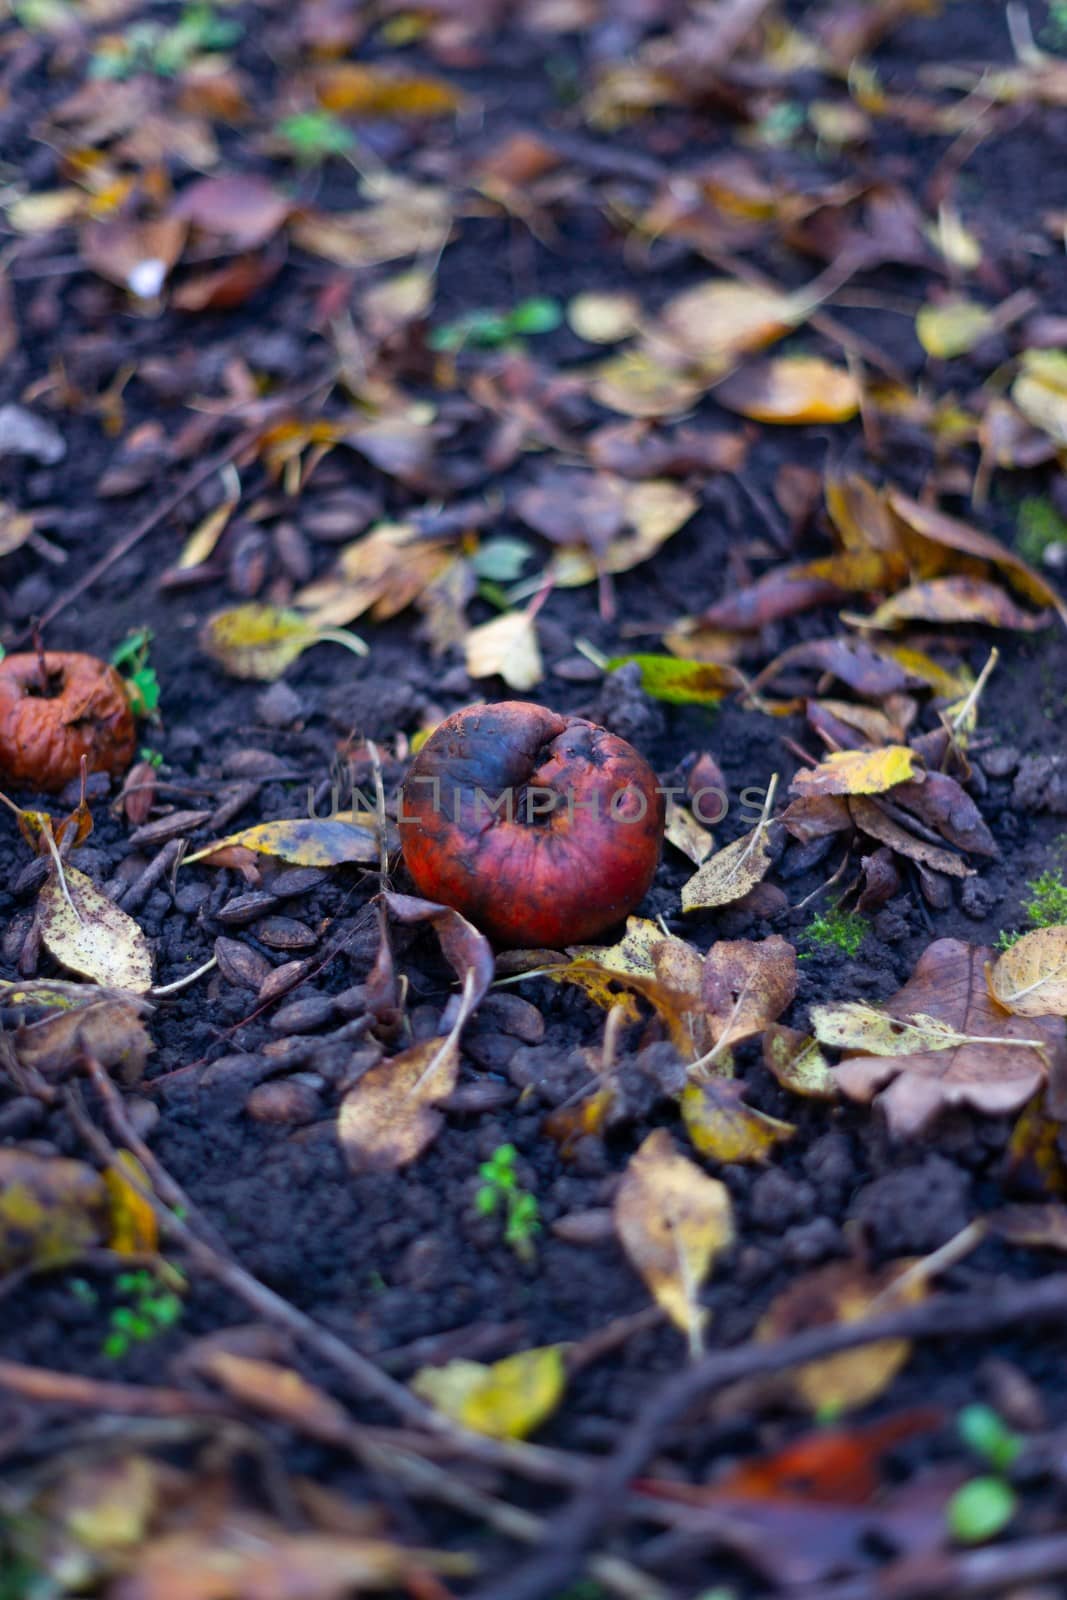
399,701,664,947
0,651,136,792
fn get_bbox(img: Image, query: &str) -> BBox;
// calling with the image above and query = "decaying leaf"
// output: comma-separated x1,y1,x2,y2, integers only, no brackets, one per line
199,604,366,680
0,980,153,1083
681,821,774,912
990,927,1067,1017
614,1129,734,1355
548,917,709,1059
665,801,714,865
290,177,452,270
39,868,153,993
0,1148,109,1273
185,818,379,869
465,609,543,691
105,1150,159,1256
410,1346,566,1439
757,1258,927,1415
814,939,1067,1136
682,1079,796,1165
605,654,745,705
702,936,798,1049
864,576,1050,632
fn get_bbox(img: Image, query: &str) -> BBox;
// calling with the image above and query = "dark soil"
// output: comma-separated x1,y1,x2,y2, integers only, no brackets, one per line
4,2,1067,1596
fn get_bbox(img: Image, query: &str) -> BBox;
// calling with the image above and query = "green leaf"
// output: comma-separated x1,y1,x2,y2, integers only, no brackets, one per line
606,654,744,706
509,296,563,335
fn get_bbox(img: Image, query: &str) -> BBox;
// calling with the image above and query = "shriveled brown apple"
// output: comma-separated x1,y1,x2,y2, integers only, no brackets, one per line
0,651,137,792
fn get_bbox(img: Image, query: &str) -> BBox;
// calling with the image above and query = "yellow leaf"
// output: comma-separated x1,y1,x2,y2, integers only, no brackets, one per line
864,576,1049,631
713,356,860,424
550,917,710,1058
105,1150,158,1256
614,1129,734,1355
1012,349,1067,448
550,481,698,585
791,746,919,798
39,868,153,993
763,1025,838,1099
175,497,237,570
588,348,704,419
199,603,366,680
296,523,453,627
0,1149,109,1273
656,279,801,371
757,1258,926,1415
681,1079,796,1165
313,63,465,118
915,299,994,359
465,610,543,691
990,926,1067,1017
184,817,379,868
290,178,452,269
411,1346,566,1439
665,801,713,865
7,188,86,233
567,291,640,344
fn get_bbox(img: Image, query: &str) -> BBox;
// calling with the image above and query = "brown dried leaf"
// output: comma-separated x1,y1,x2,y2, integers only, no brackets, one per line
171,174,291,247
702,936,797,1048
818,939,1067,1136
865,575,1050,631
681,823,774,912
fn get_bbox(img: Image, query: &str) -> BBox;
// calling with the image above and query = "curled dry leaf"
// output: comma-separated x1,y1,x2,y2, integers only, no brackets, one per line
814,939,1067,1137
199,603,366,681
682,1078,796,1165
185,818,379,869
990,926,1067,1017
864,575,1050,631
847,795,973,878
763,1025,838,1099
39,867,154,993
464,609,543,691
0,980,153,1083
0,1148,109,1273
0,651,137,791
410,1346,566,1440
713,357,861,424
757,1258,927,1415
614,1128,734,1355
548,917,709,1058
295,523,454,628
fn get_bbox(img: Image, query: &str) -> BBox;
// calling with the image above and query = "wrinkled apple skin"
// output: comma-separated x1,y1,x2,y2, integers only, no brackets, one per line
399,701,664,947
0,652,136,792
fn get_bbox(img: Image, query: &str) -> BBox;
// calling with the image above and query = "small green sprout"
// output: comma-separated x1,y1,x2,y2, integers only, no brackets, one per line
429,296,562,353
475,1144,540,1261
799,910,867,959
102,1266,185,1361
111,628,160,721
997,867,1067,949
138,746,164,769
276,109,356,163
946,1405,1023,1544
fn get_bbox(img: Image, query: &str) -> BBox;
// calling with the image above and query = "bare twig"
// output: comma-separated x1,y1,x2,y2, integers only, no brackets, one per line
0,1359,233,1419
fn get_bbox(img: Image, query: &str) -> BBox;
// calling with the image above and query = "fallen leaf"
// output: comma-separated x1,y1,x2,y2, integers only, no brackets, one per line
664,801,714,865
411,1346,566,1439
682,1078,796,1164
702,936,797,1048
681,822,775,912
791,747,920,798
654,279,802,372
614,1128,734,1355
763,1025,838,1099
990,1202,1067,1252
171,174,291,247
109,1515,468,1600
713,357,861,424
588,348,705,419
815,939,1067,1136
193,1351,352,1446
1012,348,1067,449
864,575,1050,631
199,604,366,680
0,1148,109,1273
39,868,153,993
757,1258,927,1414
105,1150,159,1256
1,981,153,1083
605,654,745,705
80,218,187,299
295,523,453,628
311,62,465,118
548,917,708,1057
0,502,36,558
847,795,973,877
185,818,379,869
567,291,640,344
990,926,1067,1017
290,177,452,269
465,609,543,691
916,298,994,359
